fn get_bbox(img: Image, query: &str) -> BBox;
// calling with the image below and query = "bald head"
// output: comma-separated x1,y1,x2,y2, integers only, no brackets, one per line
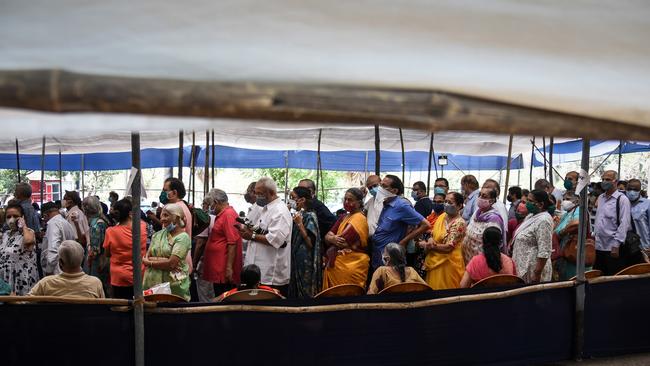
366,175,381,189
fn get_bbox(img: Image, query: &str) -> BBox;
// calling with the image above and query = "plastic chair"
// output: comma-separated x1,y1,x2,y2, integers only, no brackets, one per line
144,293,188,303
615,263,650,276
220,289,283,303
378,282,432,295
570,269,603,281
314,284,366,299
471,274,525,288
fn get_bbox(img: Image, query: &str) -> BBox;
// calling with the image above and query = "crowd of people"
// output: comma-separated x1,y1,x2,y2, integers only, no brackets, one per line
0,169,648,301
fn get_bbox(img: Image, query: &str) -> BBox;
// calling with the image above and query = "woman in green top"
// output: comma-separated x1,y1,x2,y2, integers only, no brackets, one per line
142,203,191,300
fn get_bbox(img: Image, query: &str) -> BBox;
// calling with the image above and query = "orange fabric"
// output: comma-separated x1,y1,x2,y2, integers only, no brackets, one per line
426,212,441,226
102,222,147,287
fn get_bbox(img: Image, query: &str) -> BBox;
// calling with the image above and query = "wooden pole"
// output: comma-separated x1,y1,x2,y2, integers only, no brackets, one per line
618,140,624,179
204,130,209,196
58,149,62,199
374,125,380,175
529,137,536,189
15,138,20,183
80,154,85,198
542,136,547,181
502,135,514,204
1,69,648,140
40,136,45,207
178,130,184,181
190,131,196,205
574,138,590,361
316,129,322,200
399,128,405,183
130,132,145,366
284,151,289,202
426,133,434,196
549,137,555,185
211,129,215,189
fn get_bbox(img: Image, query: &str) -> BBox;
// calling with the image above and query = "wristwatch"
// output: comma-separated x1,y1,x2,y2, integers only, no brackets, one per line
252,233,257,241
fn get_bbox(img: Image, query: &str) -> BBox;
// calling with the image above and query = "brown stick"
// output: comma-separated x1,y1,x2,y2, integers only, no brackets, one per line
144,281,575,315
0,295,131,305
0,69,649,140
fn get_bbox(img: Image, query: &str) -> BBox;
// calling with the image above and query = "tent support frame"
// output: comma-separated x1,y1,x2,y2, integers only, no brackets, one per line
130,132,145,366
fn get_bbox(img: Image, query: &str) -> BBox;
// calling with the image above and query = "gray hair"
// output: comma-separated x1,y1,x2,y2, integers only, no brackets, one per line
257,177,278,194
603,170,618,181
206,188,228,204
14,182,32,198
82,196,101,217
59,240,85,268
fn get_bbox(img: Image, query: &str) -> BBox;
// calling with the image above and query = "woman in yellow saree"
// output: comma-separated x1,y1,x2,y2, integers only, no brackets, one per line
418,192,466,290
322,188,370,290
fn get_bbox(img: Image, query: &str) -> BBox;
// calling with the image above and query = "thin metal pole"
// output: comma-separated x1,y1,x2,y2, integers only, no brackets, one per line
549,137,555,185
517,159,521,187
374,125,380,175
574,138,590,361
15,138,21,183
178,130,184,180
316,129,322,200
204,130,209,196
399,128,405,183
502,134,514,204
130,132,145,366
284,151,289,202
618,140,624,179
211,129,215,189
58,149,63,199
529,137,536,189
81,154,85,198
40,136,45,207
426,133,434,196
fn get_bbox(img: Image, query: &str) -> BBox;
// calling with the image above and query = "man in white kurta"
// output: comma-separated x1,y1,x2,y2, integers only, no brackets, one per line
240,178,292,296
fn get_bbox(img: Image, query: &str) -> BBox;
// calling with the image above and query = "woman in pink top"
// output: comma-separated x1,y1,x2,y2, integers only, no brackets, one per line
460,227,516,288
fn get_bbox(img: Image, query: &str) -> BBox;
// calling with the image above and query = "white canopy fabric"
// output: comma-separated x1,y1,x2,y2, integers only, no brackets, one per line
0,107,566,156
2,0,650,129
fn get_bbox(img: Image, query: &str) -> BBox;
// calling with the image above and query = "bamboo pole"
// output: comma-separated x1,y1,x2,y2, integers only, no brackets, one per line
426,133,434,196
574,138,590,361
190,131,196,205
58,149,62,199
316,129,322,200
284,151,289,202
529,137,535,189
0,295,131,306
204,130,209,196
549,137,555,184
178,130,184,181
502,134,514,204
542,136,547,180
399,128,405,183
618,140,624,179
145,281,575,315
1,69,648,140
131,132,145,366
211,129,215,189
80,154,85,198
15,138,20,183
374,125,380,175
40,136,45,207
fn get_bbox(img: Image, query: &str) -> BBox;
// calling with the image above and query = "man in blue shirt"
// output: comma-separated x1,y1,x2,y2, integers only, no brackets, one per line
461,175,480,222
627,179,650,260
371,175,431,269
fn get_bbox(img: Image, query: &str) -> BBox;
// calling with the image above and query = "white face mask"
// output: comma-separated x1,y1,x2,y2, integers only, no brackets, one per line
561,200,576,212
376,186,396,201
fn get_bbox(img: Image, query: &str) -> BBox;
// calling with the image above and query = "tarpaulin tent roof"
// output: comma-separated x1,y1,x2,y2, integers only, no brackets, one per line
1,0,650,142
533,140,650,166
0,146,524,172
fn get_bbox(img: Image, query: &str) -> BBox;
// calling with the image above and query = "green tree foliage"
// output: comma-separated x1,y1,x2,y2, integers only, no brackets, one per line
246,168,346,203
0,170,31,194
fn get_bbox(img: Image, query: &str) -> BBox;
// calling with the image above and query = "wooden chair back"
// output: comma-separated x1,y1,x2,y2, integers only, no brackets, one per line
471,274,525,288
221,289,283,303
378,282,432,295
615,263,650,276
144,293,188,303
570,269,603,281
314,284,366,299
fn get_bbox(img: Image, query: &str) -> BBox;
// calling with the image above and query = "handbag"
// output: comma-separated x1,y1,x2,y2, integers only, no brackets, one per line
560,207,596,266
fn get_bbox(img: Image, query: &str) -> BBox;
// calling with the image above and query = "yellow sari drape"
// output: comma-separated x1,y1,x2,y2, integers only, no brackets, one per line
322,212,370,290
424,213,466,290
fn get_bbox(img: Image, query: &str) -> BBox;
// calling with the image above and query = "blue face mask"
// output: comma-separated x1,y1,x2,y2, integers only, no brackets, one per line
159,190,169,204
434,187,446,195
410,191,419,201
601,181,614,192
369,186,378,197
432,203,445,214
627,190,641,202
166,223,176,233
564,179,574,191
256,196,269,207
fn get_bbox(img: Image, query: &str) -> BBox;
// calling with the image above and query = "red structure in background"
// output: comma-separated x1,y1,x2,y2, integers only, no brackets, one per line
30,180,62,204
